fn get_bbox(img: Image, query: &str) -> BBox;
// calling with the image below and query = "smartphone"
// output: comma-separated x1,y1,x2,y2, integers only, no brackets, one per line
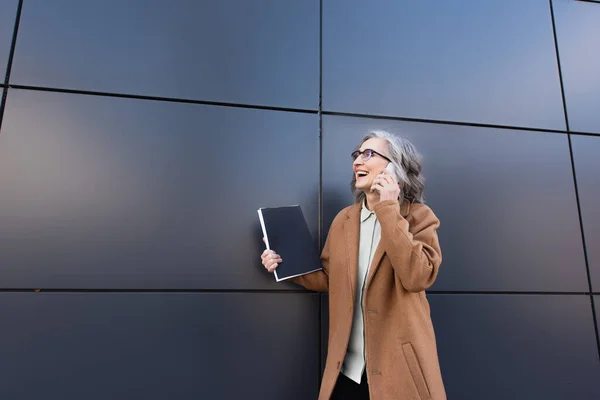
386,162,399,181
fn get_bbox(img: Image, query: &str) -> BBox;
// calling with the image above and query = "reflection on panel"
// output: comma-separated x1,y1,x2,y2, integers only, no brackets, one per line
11,0,319,109
322,115,587,291
322,0,565,129
429,294,600,398
0,0,18,79
0,292,320,399
552,0,600,134
572,135,600,290
0,89,318,289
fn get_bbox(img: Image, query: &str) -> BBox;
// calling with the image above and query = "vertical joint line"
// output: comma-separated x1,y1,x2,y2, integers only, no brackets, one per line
550,0,600,361
591,295,600,363
3,0,23,85
548,0,570,131
0,0,24,131
0,87,7,131
566,134,593,295
317,0,324,386
317,0,323,256
568,132,600,361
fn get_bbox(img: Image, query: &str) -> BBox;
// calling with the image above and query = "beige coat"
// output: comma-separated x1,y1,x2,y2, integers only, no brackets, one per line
292,199,446,400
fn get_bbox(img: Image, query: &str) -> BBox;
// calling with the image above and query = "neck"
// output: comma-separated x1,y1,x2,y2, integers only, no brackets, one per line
364,192,379,211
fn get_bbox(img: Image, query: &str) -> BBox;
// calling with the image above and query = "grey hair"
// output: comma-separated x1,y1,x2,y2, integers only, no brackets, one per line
351,130,426,205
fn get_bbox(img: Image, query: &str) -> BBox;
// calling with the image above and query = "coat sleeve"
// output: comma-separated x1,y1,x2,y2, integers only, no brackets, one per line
373,200,442,292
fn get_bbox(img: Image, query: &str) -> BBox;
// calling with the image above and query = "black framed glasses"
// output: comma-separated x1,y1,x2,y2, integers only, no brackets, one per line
351,148,392,163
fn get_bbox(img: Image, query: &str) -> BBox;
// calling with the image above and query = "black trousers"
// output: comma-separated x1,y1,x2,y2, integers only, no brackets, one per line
330,371,370,400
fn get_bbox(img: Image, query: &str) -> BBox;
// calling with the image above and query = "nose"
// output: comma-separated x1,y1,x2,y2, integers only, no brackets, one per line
353,156,364,167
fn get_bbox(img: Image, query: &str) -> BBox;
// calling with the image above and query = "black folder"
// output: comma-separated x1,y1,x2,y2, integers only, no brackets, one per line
257,205,322,282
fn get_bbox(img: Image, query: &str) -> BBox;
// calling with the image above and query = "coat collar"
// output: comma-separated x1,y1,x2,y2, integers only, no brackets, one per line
342,200,410,302
360,201,374,222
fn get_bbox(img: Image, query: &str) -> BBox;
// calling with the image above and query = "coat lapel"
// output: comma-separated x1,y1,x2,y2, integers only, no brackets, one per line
365,200,412,289
343,203,361,304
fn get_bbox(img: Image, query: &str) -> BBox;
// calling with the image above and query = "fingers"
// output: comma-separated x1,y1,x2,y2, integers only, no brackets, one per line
261,249,282,273
372,175,394,189
260,249,269,261
372,172,400,195
266,256,282,272
378,169,396,184
370,182,384,193
261,249,280,261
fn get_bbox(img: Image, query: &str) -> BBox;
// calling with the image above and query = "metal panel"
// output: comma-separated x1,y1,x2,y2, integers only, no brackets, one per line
553,0,600,134
10,0,319,110
0,292,320,399
572,135,600,291
322,0,565,130
429,294,600,399
0,89,319,289
0,0,18,79
322,115,587,292
596,296,600,349
320,294,329,376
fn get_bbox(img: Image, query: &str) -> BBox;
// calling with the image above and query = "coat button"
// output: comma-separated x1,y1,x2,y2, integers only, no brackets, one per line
371,370,381,375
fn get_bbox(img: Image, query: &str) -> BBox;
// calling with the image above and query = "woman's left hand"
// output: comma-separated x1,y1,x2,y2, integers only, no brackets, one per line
371,168,401,202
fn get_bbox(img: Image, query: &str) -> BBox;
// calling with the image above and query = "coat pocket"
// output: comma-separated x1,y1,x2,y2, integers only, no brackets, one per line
402,342,431,400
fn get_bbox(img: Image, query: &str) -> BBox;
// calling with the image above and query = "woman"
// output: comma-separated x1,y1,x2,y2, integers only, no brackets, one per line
261,130,446,400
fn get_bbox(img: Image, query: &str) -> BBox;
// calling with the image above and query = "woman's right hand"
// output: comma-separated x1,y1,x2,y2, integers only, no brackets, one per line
261,237,282,273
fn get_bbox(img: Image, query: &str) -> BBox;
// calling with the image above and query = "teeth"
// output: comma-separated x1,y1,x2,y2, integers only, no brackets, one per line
357,172,368,177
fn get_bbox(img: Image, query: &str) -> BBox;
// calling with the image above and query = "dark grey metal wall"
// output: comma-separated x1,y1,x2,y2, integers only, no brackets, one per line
0,1,598,399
